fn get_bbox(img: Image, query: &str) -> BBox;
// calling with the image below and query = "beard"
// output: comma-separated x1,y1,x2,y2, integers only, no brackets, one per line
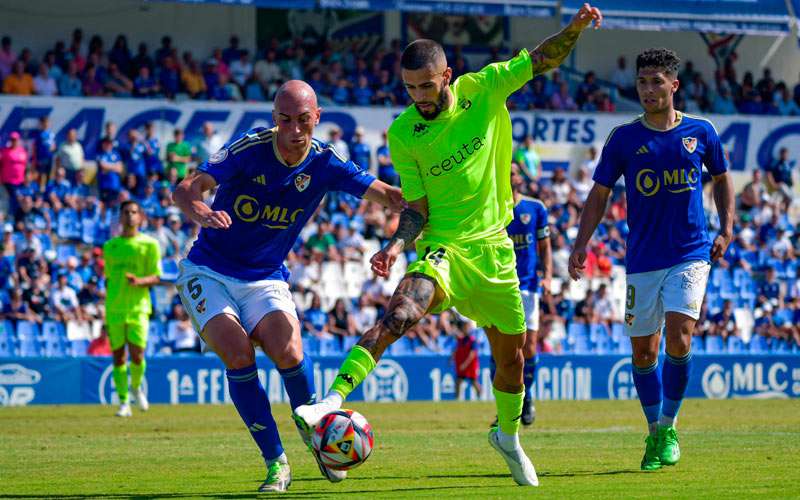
415,80,449,120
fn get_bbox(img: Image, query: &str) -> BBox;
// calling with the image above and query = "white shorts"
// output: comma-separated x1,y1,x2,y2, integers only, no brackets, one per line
624,260,711,337
520,289,540,331
176,259,298,336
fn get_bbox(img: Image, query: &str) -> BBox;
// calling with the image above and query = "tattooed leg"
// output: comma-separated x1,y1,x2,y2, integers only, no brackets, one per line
357,273,440,360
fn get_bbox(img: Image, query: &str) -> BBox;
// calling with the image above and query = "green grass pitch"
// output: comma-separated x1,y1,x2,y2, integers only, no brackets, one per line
1,399,798,498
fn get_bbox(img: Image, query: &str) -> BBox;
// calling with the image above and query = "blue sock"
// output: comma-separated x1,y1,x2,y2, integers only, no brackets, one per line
631,359,662,436
277,355,316,410
523,355,538,401
660,351,692,427
226,364,284,463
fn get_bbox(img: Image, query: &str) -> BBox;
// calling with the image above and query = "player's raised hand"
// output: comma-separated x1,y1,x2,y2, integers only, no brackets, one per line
126,273,141,286
200,209,232,229
570,2,603,31
710,232,732,262
568,247,587,281
370,247,399,278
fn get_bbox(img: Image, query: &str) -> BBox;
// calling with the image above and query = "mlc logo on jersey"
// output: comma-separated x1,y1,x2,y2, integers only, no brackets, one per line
635,167,700,196
233,194,304,229
635,169,660,197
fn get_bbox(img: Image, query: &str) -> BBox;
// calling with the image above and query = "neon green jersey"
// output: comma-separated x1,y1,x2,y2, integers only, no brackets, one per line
388,49,532,243
102,233,162,316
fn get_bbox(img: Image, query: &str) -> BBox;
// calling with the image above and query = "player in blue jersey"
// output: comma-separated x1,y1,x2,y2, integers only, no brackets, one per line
505,164,551,425
173,80,403,492
568,48,734,471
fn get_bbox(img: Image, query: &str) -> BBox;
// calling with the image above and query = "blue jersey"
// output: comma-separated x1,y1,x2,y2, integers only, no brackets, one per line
507,197,550,291
124,142,147,178
33,129,56,164
593,112,727,274
97,151,123,192
187,127,376,281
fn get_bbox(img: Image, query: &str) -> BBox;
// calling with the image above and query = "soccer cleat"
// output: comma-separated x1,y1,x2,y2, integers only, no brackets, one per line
293,413,347,483
521,399,536,426
488,428,539,486
657,425,681,466
294,397,342,429
258,461,291,492
640,435,662,471
115,403,132,418
133,388,149,412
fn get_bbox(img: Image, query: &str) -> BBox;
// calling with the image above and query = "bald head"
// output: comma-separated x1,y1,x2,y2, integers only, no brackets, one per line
274,80,318,114
401,39,446,71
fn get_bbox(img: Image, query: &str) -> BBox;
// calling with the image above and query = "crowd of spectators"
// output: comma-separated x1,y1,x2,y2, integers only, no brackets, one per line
3,30,800,115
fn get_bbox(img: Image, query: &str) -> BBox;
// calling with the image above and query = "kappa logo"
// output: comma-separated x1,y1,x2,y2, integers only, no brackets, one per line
294,173,311,192
338,373,356,387
196,298,207,314
520,213,531,225
458,97,472,110
412,122,430,137
682,137,697,154
624,313,635,326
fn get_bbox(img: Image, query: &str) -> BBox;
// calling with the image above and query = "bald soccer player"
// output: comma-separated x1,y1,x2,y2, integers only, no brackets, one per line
174,80,404,492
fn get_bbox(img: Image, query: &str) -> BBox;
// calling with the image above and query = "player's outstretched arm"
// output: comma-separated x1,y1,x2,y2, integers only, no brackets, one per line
710,172,735,262
529,2,602,76
173,172,232,229
568,183,611,280
363,180,405,213
370,197,428,277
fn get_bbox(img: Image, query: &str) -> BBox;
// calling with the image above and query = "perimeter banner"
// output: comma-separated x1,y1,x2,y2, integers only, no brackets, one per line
0,355,798,406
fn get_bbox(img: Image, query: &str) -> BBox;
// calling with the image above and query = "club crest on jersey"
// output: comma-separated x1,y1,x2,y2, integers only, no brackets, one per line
520,213,531,224
209,148,228,164
294,173,311,192
682,137,697,154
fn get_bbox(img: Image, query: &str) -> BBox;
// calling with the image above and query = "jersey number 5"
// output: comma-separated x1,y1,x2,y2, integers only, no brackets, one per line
187,277,203,300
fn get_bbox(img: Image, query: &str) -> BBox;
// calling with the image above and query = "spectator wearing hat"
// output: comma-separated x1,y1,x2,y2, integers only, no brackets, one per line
1,131,28,216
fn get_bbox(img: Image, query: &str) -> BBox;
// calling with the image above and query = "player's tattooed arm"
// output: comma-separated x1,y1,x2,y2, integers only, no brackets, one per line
529,3,602,75
370,197,428,278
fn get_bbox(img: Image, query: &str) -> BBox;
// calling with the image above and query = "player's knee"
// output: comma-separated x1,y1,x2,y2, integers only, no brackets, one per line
381,302,422,337
632,346,658,367
225,351,256,370
494,346,524,382
522,331,538,358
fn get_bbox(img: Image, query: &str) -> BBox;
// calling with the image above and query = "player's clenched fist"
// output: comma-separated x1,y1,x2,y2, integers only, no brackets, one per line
568,246,587,281
200,210,232,229
370,248,399,278
569,3,603,31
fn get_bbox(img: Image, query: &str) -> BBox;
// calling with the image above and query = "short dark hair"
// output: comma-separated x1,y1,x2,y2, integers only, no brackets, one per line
400,39,446,70
120,200,141,212
636,48,680,76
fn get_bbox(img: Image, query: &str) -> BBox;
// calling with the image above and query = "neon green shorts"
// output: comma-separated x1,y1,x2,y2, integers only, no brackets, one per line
107,314,149,350
407,235,526,334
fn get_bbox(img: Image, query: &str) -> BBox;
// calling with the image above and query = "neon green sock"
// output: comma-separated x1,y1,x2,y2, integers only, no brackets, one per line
493,386,524,435
130,359,146,391
113,364,129,404
329,345,376,400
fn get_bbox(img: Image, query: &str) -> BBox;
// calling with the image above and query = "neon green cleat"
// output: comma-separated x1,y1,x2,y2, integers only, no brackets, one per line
259,461,291,492
657,425,681,466
640,435,662,471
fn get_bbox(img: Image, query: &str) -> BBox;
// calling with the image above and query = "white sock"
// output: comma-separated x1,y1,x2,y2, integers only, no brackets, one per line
322,392,344,408
268,452,288,465
658,414,675,427
496,428,521,451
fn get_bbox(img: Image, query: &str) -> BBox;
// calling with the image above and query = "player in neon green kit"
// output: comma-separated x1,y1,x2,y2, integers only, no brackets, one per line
103,200,162,417
296,3,602,486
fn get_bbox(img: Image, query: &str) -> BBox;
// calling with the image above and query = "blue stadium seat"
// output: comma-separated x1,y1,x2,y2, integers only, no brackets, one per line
0,338,13,356
319,337,342,356
19,337,41,357
69,339,89,357
772,338,791,353
610,323,624,342
692,336,705,354
81,219,97,245
749,335,769,353
43,335,66,357
0,320,14,341
615,340,632,355
573,333,592,354
342,335,359,352
594,334,611,354
589,323,607,342
42,320,63,342
567,323,589,340
16,321,40,341
37,233,53,253
726,336,745,354
56,244,78,263
437,335,455,352
705,335,724,354
303,335,320,356
388,336,412,356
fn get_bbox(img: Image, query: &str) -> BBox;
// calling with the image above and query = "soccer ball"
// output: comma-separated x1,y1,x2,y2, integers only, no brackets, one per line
312,409,374,470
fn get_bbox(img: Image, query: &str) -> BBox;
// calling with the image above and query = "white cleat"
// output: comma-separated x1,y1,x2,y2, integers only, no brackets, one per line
133,388,149,412
294,397,342,428
293,410,347,483
115,403,132,418
488,428,539,486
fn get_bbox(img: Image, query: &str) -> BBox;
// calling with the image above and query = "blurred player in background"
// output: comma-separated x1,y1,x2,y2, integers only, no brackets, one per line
568,48,734,471
173,80,403,492
491,163,551,426
102,200,162,417
452,318,480,400
296,3,602,487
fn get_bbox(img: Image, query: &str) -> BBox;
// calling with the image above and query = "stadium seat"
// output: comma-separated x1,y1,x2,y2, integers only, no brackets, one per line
772,339,791,353
705,335,724,354
594,333,611,354
726,336,745,354
303,335,320,356
19,337,41,357
610,323,624,342
589,323,607,342
69,339,89,357
56,244,78,263
692,336,705,354
43,336,66,357
567,323,589,340
0,337,13,357
16,321,40,341
388,336,413,356
342,335,359,352
81,219,97,245
42,320,63,342
615,340,632,355
437,335,455,352
749,335,769,354
319,337,341,356
572,332,592,354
